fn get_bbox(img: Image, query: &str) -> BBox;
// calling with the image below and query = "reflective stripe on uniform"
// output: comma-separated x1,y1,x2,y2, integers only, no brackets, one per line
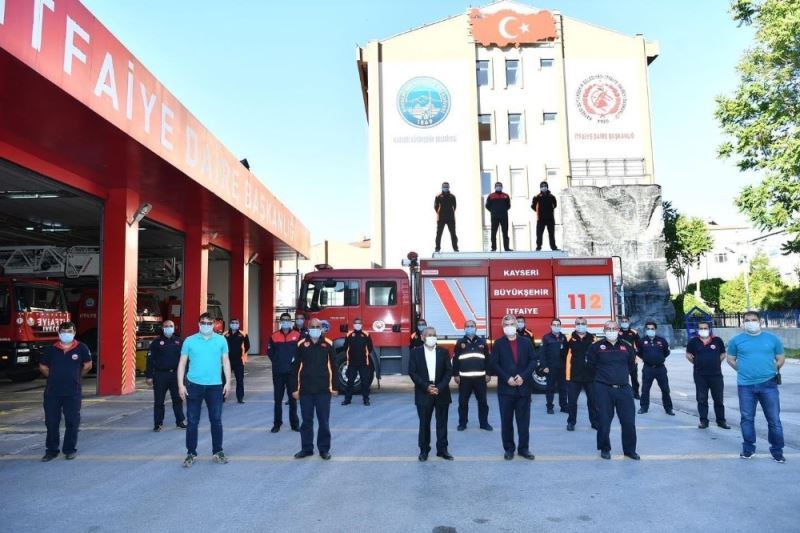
458,353,485,360
459,371,486,377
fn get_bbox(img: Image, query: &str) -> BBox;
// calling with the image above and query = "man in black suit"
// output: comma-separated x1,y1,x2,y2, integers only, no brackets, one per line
490,314,546,460
409,327,453,462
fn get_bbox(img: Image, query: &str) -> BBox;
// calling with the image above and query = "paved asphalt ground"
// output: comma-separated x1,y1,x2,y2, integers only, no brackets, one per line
1,349,798,533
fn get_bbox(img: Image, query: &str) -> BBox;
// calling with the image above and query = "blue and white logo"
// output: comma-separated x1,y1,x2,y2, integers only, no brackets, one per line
397,76,451,128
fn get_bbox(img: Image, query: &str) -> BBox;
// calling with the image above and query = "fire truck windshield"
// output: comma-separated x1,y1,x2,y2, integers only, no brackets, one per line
14,284,67,312
300,279,359,311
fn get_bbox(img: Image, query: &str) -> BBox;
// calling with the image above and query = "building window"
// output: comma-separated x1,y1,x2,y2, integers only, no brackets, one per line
505,59,520,87
481,170,494,195
482,225,492,252
510,168,527,197
543,112,557,122
540,58,554,68
546,167,558,182
513,224,529,250
508,113,522,141
714,253,728,264
478,114,492,141
366,281,397,306
477,60,490,87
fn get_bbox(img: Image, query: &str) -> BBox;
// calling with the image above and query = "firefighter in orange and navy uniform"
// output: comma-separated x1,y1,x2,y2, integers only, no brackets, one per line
223,318,250,403
530,181,559,251
291,318,337,460
342,317,374,406
410,318,427,350
485,181,512,252
564,317,598,431
434,181,459,252
267,313,301,432
516,316,536,344
618,316,641,399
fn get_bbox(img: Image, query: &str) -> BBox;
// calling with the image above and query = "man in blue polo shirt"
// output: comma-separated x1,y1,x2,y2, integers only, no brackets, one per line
726,311,786,463
38,321,93,461
178,312,231,467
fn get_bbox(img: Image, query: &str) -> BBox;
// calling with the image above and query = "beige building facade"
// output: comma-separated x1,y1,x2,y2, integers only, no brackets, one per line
357,0,659,267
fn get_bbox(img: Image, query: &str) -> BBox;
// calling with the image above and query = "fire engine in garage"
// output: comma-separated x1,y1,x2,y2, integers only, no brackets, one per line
298,251,622,391
0,276,69,381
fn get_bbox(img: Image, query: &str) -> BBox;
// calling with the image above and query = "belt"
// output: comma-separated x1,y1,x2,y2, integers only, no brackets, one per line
156,368,176,373
598,382,626,389
644,363,665,368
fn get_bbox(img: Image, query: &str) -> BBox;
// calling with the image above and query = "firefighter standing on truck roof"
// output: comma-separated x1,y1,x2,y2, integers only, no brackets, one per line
530,181,559,251
454,320,493,432
146,320,186,432
618,315,641,399
224,318,250,404
410,318,427,349
342,317,374,406
485,181,512,252
434,181,459,253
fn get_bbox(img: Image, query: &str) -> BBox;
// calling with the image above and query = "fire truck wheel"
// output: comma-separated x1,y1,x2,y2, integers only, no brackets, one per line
334,357,374,393
7,369,41,382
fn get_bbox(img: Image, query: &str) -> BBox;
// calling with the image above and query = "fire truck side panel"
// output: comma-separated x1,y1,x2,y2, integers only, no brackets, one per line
421,277,488,339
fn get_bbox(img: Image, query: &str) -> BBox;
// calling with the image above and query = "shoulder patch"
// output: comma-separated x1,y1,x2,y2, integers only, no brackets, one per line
600,345,607,350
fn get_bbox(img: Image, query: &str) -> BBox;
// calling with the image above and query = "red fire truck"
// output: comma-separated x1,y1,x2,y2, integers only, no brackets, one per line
298,252,620,391
0,277,69,382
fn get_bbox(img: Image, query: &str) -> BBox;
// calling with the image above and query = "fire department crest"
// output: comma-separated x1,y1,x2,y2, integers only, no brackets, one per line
71,354,79,360
575,74,627,123
397,76,451,129
372,320,386,332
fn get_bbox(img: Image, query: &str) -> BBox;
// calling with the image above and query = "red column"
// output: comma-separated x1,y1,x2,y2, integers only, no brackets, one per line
98,188,139,395
230,240,249,331
182,223,208,335
259,246,275,354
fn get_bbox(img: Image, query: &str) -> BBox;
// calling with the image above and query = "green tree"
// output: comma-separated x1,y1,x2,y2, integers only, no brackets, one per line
686,277,725,310
719,252,789,311
663,201,714,293
715,0,800,254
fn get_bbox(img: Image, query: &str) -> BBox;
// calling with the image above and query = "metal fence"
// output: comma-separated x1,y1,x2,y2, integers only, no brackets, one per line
710,310,800,329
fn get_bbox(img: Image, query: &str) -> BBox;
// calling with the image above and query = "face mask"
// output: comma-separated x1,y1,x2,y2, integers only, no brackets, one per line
605,331,618,343
744,321,760,334
620,322,630,330
199,324,213,335
59,332,75,344
575,325,587,334
698,329,710,338
645,330,656,338
230,323,240,332
551,326,561,334
280,321,291,330
295,319,305,327
442,187,449,193
495,186,502,192
503,326,517,337
417,324,426,333
354,324,363,331
540,187,548,193
465,327,476,337
424,337,437,348
308,328,322,340
163,327,175,337
517,322,525,330
322,324,329,332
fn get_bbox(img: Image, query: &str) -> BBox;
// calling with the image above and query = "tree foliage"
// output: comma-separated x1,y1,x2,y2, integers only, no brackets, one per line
686,277,725,310
715,0,800,254
718,252,789,311
663,201,714,293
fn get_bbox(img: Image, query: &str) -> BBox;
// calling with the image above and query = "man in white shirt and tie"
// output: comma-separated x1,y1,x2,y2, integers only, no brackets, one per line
409,327,453,461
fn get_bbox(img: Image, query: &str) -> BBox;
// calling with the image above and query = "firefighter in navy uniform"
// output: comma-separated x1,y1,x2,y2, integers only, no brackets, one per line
146,320,186,431
587,321,640,460
38,321,93,461
637,320,675,416
342,317,374,406
268,313,301,433
224,318,251,404
410,318,427,350
530,181,559,251
453,320,493,431
618,316,641,399
515,316,535,344
291,318,337,460
542,319,569,414
564,317,598,431
293,312,309,338
434,181,459,252
485,181,512,252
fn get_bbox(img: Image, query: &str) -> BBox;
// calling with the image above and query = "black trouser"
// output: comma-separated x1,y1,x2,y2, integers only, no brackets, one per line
490,215,510,251
273,372,299,428
435,217,458,251
231,364,245,402
417,401,449,453
536,218,556,249
640,365,672,411
567,380,597,427
458,377,489,426
153,369,185,425
594,382,636,454
345,364,371,401
630,363,640,396
44,393,81,455
546,366,568,410
299,392,331,453
694,373,726,424
498,393,531,453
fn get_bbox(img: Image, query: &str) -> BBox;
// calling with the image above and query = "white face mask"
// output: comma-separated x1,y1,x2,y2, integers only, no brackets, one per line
163,327,175,337
503,325,517,337
698,329,710,338
645,329,656,338
59,332,75,344
744,321,760,334
199,324,213,336
620,322,630,330
551,326,561,334
424,337,437,348
516,321,525,329
308,328,322,340
605,331,618,343
575,324,587,334
230,323,240,331
354,323,363,331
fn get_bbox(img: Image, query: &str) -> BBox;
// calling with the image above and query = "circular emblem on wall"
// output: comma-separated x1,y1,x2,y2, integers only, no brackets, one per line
372,320,386,333
85,298,96,308
16,317,23,325
397,76,451,128
575,74,627,123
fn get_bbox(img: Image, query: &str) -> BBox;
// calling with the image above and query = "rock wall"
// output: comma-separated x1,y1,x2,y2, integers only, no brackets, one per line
560,185,675,342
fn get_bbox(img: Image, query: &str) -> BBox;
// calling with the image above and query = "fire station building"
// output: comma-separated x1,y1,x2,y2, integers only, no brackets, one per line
0,0,309,394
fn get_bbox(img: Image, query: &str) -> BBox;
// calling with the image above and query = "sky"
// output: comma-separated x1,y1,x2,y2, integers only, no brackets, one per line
80,0,757,244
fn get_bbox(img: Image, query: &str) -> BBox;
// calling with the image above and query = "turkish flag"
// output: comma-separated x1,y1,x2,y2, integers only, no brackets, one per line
469,9,557,48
